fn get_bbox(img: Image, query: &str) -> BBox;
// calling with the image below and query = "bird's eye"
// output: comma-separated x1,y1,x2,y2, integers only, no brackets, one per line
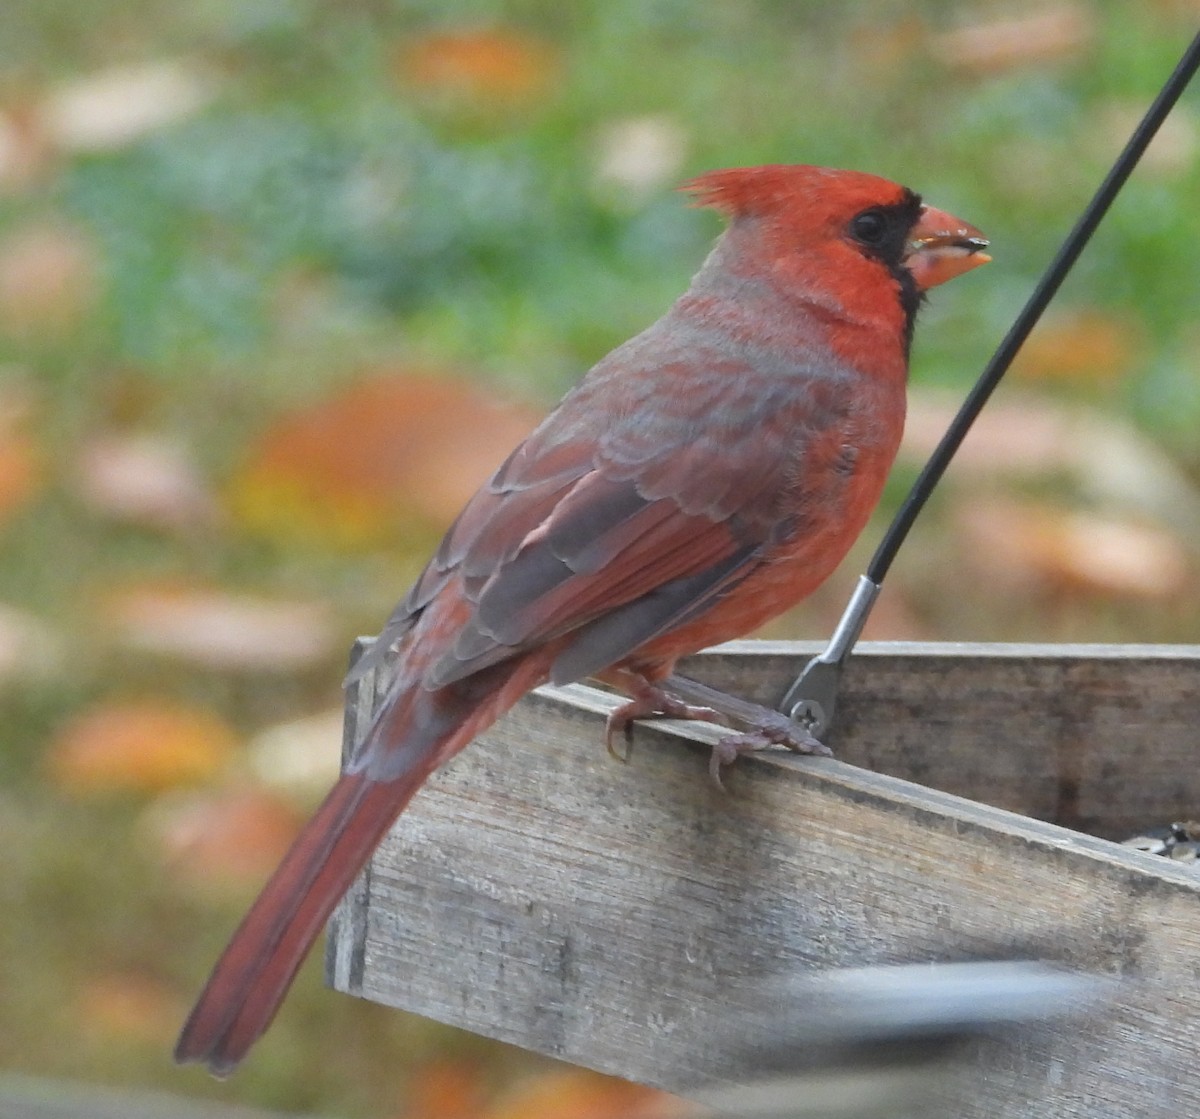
850,210,888,245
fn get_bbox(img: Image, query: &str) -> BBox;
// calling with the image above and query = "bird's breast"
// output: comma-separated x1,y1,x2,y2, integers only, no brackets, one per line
625,374,905,673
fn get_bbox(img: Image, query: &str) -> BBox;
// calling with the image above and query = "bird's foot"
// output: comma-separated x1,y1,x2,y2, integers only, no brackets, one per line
604,680,733,763
603,670,830,786
709,714,832,790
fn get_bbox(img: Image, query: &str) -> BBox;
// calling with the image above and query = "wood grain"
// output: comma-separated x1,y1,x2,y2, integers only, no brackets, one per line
680,640,1200,836
327,641,1200,1117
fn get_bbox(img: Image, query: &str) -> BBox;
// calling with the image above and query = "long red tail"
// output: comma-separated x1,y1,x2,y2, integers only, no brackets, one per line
176,621,547,1076
174,769,427,1075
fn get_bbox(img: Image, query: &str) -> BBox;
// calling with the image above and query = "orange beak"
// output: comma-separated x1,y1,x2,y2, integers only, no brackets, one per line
904,204,990,290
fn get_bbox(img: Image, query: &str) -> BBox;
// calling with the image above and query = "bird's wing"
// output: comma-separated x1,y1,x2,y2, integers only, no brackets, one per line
423,352,854,688
345,434,595,685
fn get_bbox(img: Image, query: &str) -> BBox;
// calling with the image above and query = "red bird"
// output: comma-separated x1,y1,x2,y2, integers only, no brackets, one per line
176,164,988,1074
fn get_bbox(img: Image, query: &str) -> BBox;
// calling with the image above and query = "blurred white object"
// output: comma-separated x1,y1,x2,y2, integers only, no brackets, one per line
77,433,220,532
594,115,688,196
44,61,216,152
249,709,344,800
691,961,1113,1119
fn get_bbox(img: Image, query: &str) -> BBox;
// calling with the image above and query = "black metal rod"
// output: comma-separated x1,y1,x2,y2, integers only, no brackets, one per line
866,29,1200,585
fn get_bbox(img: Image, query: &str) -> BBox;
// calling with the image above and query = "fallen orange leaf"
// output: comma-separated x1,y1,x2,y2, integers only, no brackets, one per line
76,971,183,1044
400,28,559,105
147,787,304,890
48,699,238,795
1012,310,1138,387
0,426,41,528
229,370,540,550
486,1069,684,1119
404,1059,488,1119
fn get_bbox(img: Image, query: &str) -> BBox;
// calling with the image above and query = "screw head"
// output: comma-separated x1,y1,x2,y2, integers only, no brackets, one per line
790,698,827,735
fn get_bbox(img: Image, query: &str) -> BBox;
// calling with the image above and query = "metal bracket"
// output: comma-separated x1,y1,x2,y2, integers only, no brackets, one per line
778,575,880,738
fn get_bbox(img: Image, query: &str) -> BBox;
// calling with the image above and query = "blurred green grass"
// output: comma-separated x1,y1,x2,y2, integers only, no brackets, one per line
3,1,1200,1115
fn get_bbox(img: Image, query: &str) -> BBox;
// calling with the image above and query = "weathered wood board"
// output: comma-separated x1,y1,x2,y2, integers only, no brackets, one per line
327,641,1200,1117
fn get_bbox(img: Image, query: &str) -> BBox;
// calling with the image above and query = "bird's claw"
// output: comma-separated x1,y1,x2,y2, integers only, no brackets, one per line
605,686,732,764
604,712,636,763
751,711,832,757
708,718,832,790
709,732,769,790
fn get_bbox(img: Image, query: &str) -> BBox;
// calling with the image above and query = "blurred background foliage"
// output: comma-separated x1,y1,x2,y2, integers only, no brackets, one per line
2,0,1200,1115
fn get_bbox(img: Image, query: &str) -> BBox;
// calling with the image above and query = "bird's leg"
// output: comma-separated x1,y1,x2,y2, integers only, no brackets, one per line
603,670,831,788
603,669,735,763
664,673,833,789
664,673,832,753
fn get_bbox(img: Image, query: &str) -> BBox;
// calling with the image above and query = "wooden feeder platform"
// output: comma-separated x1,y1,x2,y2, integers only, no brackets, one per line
327,640,1200,1118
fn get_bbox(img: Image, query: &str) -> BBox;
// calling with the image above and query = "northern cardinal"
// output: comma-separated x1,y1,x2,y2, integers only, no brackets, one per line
176,164,988,1074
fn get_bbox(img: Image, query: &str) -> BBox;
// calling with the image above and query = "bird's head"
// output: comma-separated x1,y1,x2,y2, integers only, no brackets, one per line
684,164,988,350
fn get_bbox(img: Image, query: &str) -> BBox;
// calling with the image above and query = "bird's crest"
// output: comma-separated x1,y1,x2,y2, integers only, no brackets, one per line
683,164,842,216
682,164,912,224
